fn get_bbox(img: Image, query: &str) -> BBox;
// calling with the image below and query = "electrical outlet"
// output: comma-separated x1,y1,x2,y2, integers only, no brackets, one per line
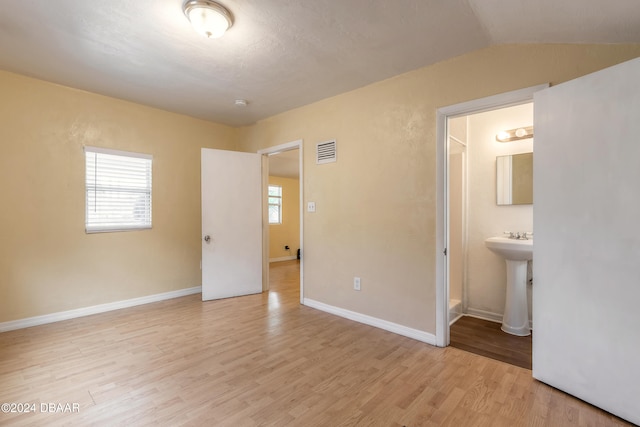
354,277,361,291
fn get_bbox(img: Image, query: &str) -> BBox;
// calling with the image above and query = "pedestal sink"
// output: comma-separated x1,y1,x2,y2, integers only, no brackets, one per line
484,236,533,336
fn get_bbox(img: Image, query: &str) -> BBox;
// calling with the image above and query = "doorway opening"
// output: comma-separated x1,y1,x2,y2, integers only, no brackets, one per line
446,104,534,369
435,85,547,362
259,140,304,303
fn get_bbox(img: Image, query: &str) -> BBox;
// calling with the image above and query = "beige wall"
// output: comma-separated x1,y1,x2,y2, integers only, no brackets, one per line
0,71,238,322
466,103,534,320
3,44,640,331
238,44,640,333
268,176,300,260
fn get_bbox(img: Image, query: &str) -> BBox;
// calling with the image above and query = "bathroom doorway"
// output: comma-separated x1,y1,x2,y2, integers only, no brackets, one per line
435,86,546,368
447,104,534,368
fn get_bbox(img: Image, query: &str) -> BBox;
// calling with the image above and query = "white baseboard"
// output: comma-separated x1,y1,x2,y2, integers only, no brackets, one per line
465,307,504,324
303,298,436,346
269,256,297,263
0,286,202,333
449,299,462,324
449,313,464,326
465,307,533,330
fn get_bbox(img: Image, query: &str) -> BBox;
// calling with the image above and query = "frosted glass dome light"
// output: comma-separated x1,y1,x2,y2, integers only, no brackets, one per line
183,0,233,39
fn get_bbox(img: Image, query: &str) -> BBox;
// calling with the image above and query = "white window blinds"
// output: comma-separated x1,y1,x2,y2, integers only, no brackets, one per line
85,146,152,233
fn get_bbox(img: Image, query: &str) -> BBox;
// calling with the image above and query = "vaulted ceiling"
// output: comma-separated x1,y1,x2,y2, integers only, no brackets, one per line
1,0,639,126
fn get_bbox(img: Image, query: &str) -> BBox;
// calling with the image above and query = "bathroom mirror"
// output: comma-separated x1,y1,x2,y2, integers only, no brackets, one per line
496,152,533,205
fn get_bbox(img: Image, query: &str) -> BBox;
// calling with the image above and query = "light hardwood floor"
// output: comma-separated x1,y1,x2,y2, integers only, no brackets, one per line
0,260,631,426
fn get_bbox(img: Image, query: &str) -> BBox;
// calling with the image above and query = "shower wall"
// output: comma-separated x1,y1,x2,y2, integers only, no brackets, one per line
448,116,467,317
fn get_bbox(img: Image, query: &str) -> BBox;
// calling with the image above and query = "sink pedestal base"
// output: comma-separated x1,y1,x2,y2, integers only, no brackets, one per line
501,259,530,336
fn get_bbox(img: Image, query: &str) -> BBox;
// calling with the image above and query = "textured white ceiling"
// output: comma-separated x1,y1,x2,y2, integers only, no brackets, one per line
468,0,640,44
0,0,639,126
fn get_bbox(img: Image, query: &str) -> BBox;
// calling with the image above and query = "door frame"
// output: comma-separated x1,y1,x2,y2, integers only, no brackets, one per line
434,85,547,347
258,140,304,303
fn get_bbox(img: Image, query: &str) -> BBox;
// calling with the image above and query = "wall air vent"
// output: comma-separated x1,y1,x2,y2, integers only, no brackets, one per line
316,139,337,164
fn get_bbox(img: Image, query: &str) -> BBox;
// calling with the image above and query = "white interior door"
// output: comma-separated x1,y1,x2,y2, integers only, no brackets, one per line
201,148,263,301
533,57,640,425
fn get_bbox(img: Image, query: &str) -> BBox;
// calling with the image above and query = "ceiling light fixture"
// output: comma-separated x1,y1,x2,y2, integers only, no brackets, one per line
496,126,533,142
183,0,233,39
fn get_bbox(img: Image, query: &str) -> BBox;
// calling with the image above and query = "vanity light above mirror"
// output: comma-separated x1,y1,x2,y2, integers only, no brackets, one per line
496,126,533,142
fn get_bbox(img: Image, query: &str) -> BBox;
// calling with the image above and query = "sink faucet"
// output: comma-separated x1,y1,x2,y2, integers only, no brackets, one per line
504,231,533,240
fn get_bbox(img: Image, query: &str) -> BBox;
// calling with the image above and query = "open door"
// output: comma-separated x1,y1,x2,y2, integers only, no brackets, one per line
201,148,263,301
533,57,640,424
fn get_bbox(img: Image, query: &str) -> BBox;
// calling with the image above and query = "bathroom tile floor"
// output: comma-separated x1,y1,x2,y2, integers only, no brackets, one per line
450,315,532,369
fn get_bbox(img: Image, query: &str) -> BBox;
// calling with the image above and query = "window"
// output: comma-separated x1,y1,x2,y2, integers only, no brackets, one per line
268,185,282,224
85,146,152,233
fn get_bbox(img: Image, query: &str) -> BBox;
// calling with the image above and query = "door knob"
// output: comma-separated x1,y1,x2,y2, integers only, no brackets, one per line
203,235,211,243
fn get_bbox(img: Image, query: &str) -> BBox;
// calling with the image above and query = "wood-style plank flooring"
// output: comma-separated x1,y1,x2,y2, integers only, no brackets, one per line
0,260,632,426
450,316,532,370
